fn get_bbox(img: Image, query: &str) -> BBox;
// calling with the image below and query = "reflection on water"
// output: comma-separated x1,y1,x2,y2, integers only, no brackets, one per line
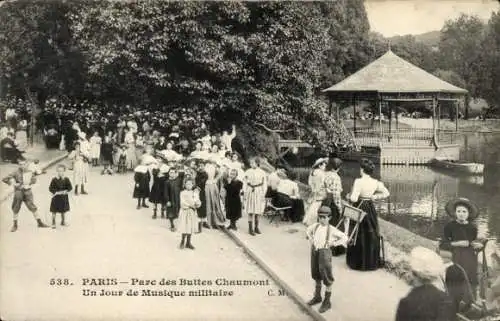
292,132,500,255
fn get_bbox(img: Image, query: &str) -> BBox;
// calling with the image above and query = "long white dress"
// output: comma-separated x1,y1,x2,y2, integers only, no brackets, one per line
69,149,89,185
89,135,102,159
243,167,268,215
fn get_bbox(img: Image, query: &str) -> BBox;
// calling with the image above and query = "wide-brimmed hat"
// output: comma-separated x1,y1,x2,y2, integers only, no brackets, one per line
312,157,328,169
317,206,332,216
445,197,479,220
409,246,444,282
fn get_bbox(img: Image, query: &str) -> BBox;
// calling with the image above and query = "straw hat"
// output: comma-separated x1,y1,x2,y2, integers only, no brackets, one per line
141,154,157,166
409,246,444,282
312,157,328,169
445,197,479,220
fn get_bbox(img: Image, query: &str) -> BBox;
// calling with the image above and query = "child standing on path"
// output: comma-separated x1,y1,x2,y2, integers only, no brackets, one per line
149,165,166,219
89,131,102,166
178,179,201,250
306,206,348,313
243,158,267,236
164,167,182,231
133,161,151,210
49,164,73,228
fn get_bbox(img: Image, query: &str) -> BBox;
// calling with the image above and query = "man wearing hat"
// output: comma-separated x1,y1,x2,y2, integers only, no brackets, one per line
2,158,50,231
305,206,348,313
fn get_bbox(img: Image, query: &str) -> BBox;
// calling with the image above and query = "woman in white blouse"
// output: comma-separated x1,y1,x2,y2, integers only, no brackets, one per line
346,158,389,271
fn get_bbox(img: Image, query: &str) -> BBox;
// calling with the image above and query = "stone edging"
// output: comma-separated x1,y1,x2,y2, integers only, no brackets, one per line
222,228,326,321
0,153,68,203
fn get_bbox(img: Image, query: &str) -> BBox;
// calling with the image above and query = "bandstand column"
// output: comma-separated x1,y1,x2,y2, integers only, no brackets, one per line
353,96,357,134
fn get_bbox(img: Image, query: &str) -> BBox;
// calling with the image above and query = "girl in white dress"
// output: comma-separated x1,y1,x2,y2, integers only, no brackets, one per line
68,141,90,195
243,158,267,236
89,131,102,166
178,179,201,250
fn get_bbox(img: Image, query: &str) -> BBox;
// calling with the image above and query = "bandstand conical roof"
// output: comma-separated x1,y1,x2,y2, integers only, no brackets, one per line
322,50,467,94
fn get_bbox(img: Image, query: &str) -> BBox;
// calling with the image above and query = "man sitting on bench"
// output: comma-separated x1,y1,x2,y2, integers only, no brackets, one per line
1,132,24,163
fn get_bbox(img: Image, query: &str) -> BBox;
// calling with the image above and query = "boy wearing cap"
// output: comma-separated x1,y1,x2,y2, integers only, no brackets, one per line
306,206,348,313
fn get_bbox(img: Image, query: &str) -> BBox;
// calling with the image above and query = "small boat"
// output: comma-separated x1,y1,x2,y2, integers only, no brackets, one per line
429,157,484,175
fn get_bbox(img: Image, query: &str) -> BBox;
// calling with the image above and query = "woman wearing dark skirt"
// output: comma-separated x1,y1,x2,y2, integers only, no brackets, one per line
346,158,389,271
224,168,243,230
49,164,72,228
442,197,483,299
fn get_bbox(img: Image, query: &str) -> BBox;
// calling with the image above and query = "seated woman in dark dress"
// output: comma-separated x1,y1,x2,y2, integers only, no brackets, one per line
442,197,483,300
395,246,453,321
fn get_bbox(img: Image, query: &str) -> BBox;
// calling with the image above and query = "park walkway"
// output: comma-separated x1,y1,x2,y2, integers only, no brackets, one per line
226,219,411,321
0,150,412,321
0,162,309,321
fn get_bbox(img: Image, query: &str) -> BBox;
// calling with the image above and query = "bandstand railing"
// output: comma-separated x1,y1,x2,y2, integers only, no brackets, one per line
352,128,459,147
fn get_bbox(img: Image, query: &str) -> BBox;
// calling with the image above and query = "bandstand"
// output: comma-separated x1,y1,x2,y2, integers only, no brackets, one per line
322,50,467,165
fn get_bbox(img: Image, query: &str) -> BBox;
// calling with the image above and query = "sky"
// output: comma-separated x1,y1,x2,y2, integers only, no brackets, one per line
365,0,500,37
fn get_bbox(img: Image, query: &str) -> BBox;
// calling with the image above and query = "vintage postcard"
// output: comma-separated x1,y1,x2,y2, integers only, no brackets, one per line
1,0,499,320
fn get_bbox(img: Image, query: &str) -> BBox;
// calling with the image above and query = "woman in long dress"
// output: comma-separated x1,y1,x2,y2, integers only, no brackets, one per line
243,157,267,236
442,197,482,298
303,158,328,226
346,158,389,271
224,168,243,230
124,129,137,170
204,162,226,229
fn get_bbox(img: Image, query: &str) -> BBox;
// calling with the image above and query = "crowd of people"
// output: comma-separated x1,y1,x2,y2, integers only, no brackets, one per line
1,98,499,318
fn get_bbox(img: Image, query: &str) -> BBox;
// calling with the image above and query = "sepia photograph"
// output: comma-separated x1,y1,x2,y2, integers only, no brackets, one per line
0,0,499,320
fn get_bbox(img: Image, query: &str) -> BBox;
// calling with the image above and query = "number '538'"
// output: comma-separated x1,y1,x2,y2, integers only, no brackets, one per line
49,278,73,286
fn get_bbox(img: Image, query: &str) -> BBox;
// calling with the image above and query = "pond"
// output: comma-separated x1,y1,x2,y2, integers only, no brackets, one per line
290,132,500,255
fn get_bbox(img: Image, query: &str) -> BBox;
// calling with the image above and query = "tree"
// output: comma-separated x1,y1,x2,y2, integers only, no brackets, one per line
438,14,486,101
0,1,86,105
477,11,500,111
69,1,365,155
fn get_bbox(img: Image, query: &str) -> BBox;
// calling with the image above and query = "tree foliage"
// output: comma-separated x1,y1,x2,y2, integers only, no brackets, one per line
0,1,85,105
67,1,366,152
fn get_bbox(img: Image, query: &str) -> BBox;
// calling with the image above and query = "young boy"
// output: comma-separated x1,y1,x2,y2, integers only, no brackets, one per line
3,158,49,231
306,206,348,313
